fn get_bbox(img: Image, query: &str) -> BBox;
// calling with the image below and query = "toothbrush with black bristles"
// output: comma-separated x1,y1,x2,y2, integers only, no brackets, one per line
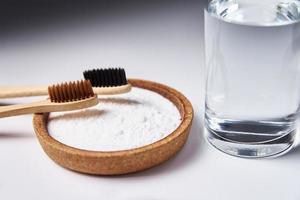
83,68,131,95
0,68,131,99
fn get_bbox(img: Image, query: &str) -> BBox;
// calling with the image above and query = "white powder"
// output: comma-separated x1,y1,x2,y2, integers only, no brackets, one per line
48,88,182,151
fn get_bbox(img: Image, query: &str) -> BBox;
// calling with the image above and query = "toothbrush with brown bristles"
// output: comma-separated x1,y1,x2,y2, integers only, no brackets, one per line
0,80,98,118
0,68,131,99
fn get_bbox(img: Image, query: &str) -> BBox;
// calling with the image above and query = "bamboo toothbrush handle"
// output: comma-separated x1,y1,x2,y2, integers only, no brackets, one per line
0,97,98,118
0,86,48,98
0,100,52,118
92,84,132,95
0,84,132,99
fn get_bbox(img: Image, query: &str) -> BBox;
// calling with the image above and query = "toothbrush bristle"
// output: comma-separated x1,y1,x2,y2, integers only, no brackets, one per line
48,80,94,103
83,68,128,87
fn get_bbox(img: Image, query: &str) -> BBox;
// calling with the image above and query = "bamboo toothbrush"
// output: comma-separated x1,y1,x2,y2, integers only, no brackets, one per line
83,68,131,95
0,68,131,99
0,80,98,118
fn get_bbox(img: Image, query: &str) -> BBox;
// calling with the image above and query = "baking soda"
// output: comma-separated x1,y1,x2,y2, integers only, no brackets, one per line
48,88,181,151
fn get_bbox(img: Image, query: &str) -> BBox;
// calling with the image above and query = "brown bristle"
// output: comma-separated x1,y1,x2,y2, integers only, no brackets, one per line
48,80,94,103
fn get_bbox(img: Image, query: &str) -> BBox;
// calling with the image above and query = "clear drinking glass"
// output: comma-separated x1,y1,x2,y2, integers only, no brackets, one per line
204,0,300,158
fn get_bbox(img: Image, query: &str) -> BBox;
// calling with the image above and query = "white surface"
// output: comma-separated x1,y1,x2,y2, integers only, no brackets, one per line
0,1,300,199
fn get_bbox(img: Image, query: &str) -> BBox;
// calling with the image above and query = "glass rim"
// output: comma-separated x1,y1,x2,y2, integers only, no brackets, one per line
204,7,300,28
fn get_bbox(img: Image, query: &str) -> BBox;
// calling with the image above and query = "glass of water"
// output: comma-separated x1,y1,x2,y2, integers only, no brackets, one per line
204,0,300,158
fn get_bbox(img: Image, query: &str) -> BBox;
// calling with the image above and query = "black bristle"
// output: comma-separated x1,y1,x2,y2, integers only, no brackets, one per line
92,69,98,86
103,69,109,86
122,68,127,85
114,69,119,86
83,68,128,87
111,69,116,85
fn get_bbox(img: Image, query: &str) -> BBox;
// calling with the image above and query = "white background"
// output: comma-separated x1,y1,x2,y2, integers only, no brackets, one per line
0,1,300,199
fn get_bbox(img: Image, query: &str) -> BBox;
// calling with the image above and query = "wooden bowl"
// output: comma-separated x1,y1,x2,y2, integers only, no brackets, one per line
33,79,194,175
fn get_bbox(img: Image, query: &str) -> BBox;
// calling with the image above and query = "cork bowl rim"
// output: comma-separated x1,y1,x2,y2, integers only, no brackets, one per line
33,79,194,170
